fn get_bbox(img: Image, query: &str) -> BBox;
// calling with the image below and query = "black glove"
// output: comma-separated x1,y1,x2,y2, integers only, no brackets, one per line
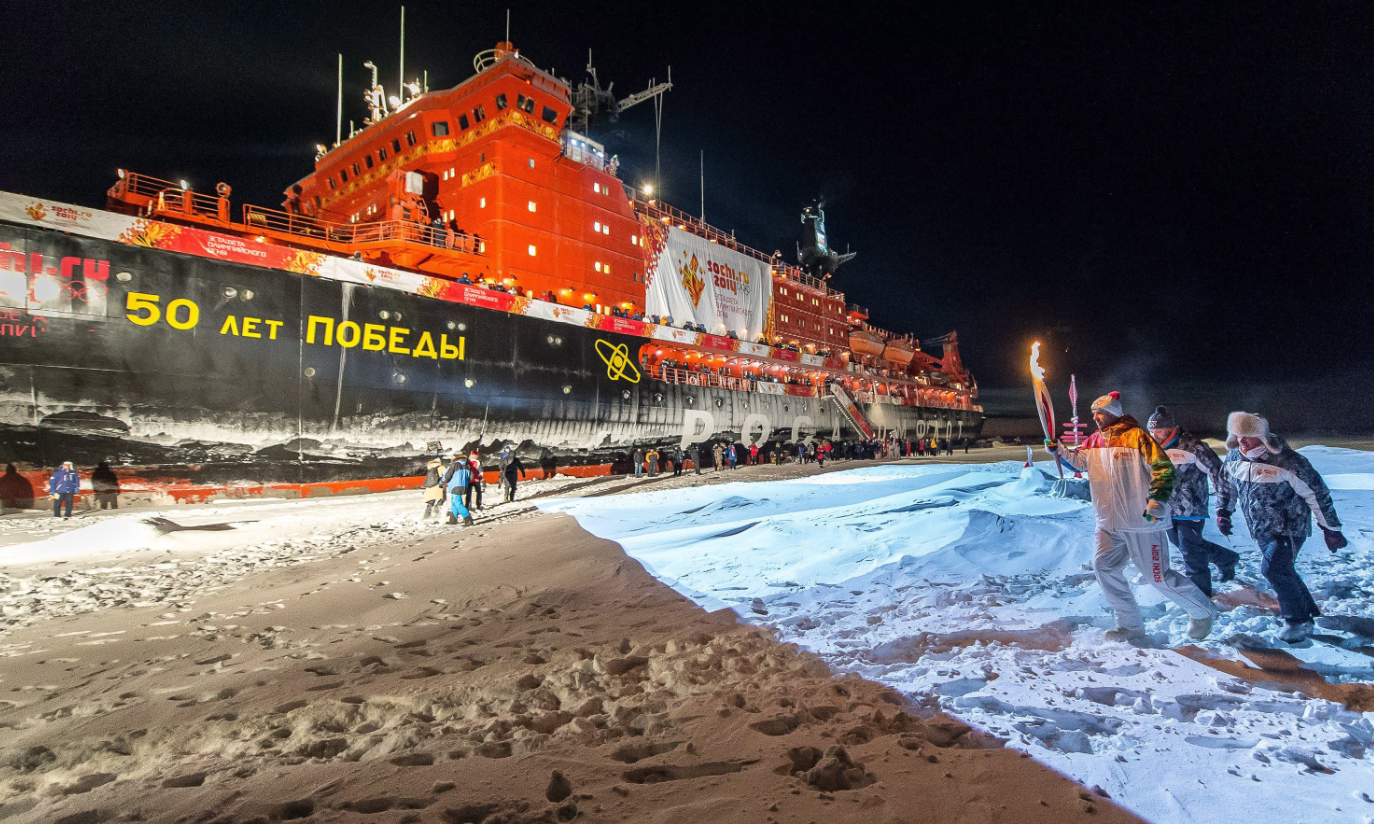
1322,528,1348,552
1217,510,1233,537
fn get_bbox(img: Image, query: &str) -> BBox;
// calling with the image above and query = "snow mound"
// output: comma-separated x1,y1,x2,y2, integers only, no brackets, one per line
548,454,1374,824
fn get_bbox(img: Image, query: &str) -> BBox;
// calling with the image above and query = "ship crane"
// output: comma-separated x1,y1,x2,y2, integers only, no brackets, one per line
568,51,672,134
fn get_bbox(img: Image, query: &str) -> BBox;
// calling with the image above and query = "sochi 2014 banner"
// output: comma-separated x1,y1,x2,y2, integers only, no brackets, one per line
643,226,772,341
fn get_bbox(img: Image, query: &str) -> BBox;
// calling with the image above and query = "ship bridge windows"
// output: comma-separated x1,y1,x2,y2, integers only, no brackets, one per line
340,168,349,183
391,138,402,154
458,113,470,130
473,104,487,124
541,106,558,124
365,154,374,169
351,162,361,176
432,120,450,137
378,146,388,161
328,177,337,190
496,93,508,111
406,130,416,146
517,93,535,114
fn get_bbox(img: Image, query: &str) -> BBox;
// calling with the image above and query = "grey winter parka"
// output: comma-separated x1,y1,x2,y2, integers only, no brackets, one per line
1162,430,1227,519
1217,438,1340,544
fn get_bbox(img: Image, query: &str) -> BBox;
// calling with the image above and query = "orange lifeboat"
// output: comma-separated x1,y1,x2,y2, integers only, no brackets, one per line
848,329,885,358
882,338,915,366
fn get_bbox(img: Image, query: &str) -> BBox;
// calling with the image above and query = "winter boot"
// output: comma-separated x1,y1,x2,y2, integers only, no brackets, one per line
446,513,458,525
1104,626,1147,644
1187,604,1216,641
1216,560,1237,583
1278,620,1313,643
462,515,474,527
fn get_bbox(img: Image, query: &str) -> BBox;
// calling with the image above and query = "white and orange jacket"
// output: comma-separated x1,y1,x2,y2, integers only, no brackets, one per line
1056,416,1176,533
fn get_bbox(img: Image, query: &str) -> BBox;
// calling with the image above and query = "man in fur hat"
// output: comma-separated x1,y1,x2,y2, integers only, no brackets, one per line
1048,392,1216,643
1147,406,1240,597
1218,412,1346,643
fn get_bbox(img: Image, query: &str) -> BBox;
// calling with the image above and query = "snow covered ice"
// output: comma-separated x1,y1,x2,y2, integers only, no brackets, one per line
544,449,1374,824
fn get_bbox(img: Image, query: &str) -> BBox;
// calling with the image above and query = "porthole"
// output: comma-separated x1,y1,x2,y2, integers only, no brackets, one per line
457,322,467,332
303,367,316,378
447,321,456,330
240,290,254,301
115,272,133,283
394,373,406,384
622,389,632,401
741,400,749,409
222,286,238,298
562,385,572,394
686,396,695,406
783,404,789,413
379,310,391,320
714,398,723,408
464,378,475,388
653,393,664,404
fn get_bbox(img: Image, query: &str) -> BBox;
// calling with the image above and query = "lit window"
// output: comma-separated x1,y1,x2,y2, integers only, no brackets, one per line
528,158,536,169
528,201,537,212
631,234,637,244
604,263,609,273
594,221,601,232
480,197,487,208
595,262,602,272
593,182,601,194
602,224,609,235
528,245,537,256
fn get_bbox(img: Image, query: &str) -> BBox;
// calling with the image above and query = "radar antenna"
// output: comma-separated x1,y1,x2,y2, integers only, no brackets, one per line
569,51,672,134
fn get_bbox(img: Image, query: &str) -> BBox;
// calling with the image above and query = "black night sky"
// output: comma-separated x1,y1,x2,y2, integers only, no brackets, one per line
5,2,1373,433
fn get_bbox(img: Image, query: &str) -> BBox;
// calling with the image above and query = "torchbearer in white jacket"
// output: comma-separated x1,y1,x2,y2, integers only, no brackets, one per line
1047,392,1217,643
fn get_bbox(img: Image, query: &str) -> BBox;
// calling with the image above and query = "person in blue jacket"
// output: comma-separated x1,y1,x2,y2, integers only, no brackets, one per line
440,454,474,526
1218,412,1347,643
48,461,80,518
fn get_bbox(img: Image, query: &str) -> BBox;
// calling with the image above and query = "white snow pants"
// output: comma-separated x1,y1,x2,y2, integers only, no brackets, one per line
1094,528,1213,631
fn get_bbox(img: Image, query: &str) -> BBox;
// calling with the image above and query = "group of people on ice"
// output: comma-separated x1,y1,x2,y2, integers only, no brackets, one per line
1047,391,1346,644
422,446,527,527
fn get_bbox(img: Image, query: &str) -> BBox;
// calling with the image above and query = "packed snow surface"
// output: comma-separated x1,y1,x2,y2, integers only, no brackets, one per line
543,451,1374,824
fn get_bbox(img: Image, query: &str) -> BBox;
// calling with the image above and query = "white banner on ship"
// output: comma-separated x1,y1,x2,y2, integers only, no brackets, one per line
645,227,771,341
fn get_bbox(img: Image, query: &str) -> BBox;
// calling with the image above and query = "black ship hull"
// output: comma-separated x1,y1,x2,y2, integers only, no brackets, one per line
0,222,982,497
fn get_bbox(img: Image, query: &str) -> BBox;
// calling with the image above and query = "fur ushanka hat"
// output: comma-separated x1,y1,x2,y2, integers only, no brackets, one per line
1226,411,1281,451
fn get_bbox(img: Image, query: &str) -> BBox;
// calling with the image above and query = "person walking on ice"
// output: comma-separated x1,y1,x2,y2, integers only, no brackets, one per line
441,454,474,526
1147,405,1240,597
1217,411,1347,643
1047,391,1216,643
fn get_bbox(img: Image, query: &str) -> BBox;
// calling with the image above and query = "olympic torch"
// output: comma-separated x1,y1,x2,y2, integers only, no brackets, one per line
1029,342,1063,478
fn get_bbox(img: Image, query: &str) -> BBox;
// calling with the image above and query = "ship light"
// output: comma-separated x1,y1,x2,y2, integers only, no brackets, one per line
116,168,126,179
179,180,190,190
642,183,653,195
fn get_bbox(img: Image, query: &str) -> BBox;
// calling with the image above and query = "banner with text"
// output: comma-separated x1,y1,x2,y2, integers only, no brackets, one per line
644,226,771,341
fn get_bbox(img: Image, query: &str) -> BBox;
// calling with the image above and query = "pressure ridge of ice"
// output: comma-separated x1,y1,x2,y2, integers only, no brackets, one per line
544,451,1374,824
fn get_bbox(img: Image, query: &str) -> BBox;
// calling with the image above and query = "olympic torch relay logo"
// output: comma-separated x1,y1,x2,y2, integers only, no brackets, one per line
595,339,641,383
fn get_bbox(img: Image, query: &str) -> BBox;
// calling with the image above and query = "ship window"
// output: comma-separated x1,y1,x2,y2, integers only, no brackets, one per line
406,131,416,146
328,177,336,190
340,168,349,183
351,162,361,176
528,158,535,168
432,120,449,136
522,95,535,113
480,197,486,208
595,262,602,272
392,138,402,153
780,287,787,296
313,196,321,208
594,221,601,232
496,93,508,111
365,154,374,169
541,106,558,124
528,201,537,212
458,113,470,130
602,224,610,235
527,244,537,256
631,234,637,244
378,146,388,161
473,105,486,123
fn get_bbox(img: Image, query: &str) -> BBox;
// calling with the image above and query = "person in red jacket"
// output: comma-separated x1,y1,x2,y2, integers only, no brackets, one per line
1049,392,1216,643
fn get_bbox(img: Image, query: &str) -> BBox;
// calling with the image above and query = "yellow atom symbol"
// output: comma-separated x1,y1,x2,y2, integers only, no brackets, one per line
595,339,641,383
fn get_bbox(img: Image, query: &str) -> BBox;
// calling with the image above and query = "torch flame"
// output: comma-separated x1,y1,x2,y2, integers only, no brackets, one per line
1029,341,1046,381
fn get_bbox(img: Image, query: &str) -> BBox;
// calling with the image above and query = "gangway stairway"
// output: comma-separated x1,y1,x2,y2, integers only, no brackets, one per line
829,384,876,439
